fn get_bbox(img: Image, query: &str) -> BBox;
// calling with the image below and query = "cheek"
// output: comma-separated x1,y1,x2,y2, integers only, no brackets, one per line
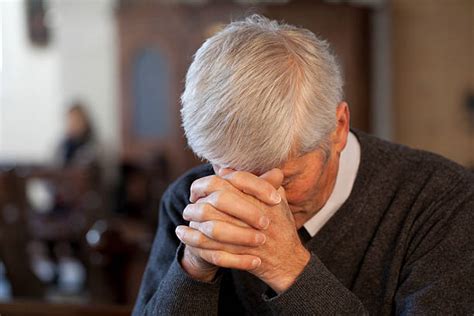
284,182,314,205
284,167,325,206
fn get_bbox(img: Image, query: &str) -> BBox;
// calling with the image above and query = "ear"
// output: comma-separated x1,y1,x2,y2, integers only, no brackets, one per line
331,102,350,155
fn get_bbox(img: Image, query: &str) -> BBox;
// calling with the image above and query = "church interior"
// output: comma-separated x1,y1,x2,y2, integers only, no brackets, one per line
0,0,472,314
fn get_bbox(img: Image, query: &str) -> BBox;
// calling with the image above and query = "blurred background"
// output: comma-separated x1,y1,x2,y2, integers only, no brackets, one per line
0,0,472,314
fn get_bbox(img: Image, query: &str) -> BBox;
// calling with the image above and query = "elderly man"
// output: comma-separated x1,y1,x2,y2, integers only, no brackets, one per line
133,15,474,315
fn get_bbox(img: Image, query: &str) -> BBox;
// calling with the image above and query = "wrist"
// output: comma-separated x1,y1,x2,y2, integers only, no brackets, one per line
266,247,311,294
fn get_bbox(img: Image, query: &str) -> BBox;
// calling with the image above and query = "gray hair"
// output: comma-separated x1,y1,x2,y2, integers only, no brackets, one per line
181,15,343,174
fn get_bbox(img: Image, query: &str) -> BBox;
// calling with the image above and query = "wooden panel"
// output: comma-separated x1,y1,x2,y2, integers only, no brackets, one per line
265,2,371,132
117,3,260,178
392,0,474,166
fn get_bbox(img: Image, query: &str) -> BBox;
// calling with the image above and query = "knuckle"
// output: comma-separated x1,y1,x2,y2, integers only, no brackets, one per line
199,203,212,220
209,190,224,206
202,221,216,237
194,232,206,246
189,221,199,229
207,175,221,190
230,171,248,188
192,204,204,220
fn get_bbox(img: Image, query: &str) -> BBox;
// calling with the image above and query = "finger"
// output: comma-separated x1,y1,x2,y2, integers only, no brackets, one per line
176,225,224,250
182,203,250,228
176,225,249,254
194,247,261,271
218,167,283,190
202,190,270,229
189,175,237,203
221,170,281,205
259,168,284,190
192,221,266,247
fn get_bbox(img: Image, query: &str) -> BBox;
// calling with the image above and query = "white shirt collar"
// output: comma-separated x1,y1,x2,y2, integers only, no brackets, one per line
303,131,361,237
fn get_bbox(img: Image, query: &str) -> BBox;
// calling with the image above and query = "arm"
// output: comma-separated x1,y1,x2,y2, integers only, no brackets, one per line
263,253,367,315
132,188,222,316
265,177,474,315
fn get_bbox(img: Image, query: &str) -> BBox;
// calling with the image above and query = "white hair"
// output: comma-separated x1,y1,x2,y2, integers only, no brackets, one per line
181,15,343,174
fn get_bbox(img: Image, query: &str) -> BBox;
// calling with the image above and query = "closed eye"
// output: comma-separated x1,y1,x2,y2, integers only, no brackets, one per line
282,178,293,188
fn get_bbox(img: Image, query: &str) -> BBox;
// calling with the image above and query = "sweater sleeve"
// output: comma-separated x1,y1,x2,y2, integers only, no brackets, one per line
132,187,222,316
263,253,368,315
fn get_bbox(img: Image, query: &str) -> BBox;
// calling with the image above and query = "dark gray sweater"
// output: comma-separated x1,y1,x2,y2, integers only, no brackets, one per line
133,129,474,315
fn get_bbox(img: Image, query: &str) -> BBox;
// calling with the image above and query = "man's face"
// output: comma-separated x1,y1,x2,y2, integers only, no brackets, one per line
279,147,340,229
212,102,349,229
211,147,340,229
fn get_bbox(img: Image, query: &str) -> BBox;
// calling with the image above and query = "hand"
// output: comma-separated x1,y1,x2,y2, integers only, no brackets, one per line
176,169,310,293
177,169,282,282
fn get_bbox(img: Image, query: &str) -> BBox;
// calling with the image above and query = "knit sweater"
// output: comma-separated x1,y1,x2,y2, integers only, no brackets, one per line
132,129,474,315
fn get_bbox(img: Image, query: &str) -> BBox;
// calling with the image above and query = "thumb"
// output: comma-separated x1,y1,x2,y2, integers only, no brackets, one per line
259,168,284,189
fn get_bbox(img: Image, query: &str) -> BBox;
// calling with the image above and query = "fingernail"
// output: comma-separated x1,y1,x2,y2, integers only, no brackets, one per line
255,233,266,245
259,216,270,229
251,258,261,268
270,191,281,204
175,226,184,238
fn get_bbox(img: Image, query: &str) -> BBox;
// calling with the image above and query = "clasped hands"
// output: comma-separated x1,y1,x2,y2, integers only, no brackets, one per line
175,168,310,293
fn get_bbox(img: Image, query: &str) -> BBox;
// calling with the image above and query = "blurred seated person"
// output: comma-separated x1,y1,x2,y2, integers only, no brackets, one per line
27,102,100,297
56,102,99,170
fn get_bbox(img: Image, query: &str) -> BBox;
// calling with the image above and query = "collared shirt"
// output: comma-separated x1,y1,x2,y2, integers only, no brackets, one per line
303,131,361,237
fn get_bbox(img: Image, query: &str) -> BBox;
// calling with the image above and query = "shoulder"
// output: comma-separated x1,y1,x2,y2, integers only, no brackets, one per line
353,129,473,197
352,129,473,232
352,130,474,255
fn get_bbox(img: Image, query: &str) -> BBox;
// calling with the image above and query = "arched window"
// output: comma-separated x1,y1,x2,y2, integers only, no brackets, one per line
132,48,171,138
